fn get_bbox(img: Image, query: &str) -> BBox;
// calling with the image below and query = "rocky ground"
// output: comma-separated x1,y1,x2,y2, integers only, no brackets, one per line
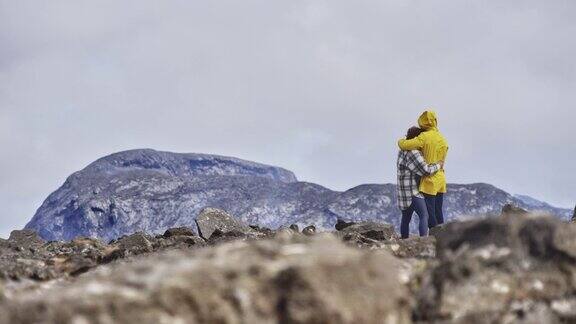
2,206,576,323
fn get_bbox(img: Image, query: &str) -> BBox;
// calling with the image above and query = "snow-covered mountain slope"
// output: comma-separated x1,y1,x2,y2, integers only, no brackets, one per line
24,149,572,241
513,194,559,210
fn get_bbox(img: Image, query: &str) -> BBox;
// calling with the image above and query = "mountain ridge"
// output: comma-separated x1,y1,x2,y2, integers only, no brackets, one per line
25,149,571,241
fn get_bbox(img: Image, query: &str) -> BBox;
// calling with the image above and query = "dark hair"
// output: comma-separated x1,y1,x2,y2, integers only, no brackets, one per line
406,126,423,140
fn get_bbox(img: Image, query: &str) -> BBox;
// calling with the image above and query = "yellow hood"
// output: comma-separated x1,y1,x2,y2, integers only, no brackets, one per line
418,111,438,130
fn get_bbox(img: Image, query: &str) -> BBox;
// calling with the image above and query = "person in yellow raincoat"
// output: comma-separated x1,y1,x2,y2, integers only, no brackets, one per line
397,111,448,228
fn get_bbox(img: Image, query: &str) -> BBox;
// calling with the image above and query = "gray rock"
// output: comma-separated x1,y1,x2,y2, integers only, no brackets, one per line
8,230,44,249
417,213,576,322
302,225,316,236
117,232,153,256
572,205,576,222
428,224,446,238
208,229,253,246
336,222,398,250
195,208,253,240
0,258,55,281
288,224,299,233
58,254,97,276
167,234,205,245
381,236,436,259
52,237,108,276
339,221,397,241
274,228,300,242
335,219,356,231
0,227,215,282
162,227,195,238
552,298,576,321
434,213,576,260
434,216,514,259
248,225,274,236
0,236,110,281
0,235,411,324
501,203,528,215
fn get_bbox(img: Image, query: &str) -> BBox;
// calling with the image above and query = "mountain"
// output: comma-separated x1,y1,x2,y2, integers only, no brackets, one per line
25,149,572,241
513,194,559,210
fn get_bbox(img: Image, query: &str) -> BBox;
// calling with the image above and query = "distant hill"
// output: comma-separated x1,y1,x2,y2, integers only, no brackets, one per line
25,149,572,241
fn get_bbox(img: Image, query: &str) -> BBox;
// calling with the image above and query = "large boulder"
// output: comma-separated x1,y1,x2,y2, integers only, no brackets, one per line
434,213,576,259
195,208,254,240
0,235,412,324
416,213,576,322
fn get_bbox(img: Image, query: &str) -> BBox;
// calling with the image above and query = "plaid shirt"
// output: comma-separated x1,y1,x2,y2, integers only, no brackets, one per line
396,150,440,210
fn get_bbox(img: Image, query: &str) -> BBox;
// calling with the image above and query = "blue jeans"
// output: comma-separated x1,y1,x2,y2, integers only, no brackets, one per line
400,197,429,239
424,193,444,228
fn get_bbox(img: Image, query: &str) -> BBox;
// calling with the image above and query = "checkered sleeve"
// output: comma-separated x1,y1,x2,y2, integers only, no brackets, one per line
396,151,414,210
406,151,440,176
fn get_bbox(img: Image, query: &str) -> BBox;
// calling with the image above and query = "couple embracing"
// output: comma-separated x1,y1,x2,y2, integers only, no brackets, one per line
396,111,449,239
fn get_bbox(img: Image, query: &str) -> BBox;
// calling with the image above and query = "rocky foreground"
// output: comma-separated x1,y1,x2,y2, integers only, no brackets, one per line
2,208,576,323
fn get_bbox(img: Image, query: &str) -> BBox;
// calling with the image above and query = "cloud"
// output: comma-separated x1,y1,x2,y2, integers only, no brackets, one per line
1,0,575,237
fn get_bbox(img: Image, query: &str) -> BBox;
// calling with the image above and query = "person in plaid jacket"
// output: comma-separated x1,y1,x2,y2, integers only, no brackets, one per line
397,127,444,238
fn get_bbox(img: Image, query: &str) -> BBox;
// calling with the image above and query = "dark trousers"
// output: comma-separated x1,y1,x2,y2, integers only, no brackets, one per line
400,197,429,239
424,193,444,228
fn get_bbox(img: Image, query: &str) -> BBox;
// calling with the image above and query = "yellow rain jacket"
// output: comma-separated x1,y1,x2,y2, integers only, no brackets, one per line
398,111,449,195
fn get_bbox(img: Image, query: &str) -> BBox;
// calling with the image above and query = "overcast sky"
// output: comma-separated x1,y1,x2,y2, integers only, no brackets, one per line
1,0,575,237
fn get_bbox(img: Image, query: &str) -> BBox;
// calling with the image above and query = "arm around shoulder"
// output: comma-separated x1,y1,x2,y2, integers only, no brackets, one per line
398,136,424,151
